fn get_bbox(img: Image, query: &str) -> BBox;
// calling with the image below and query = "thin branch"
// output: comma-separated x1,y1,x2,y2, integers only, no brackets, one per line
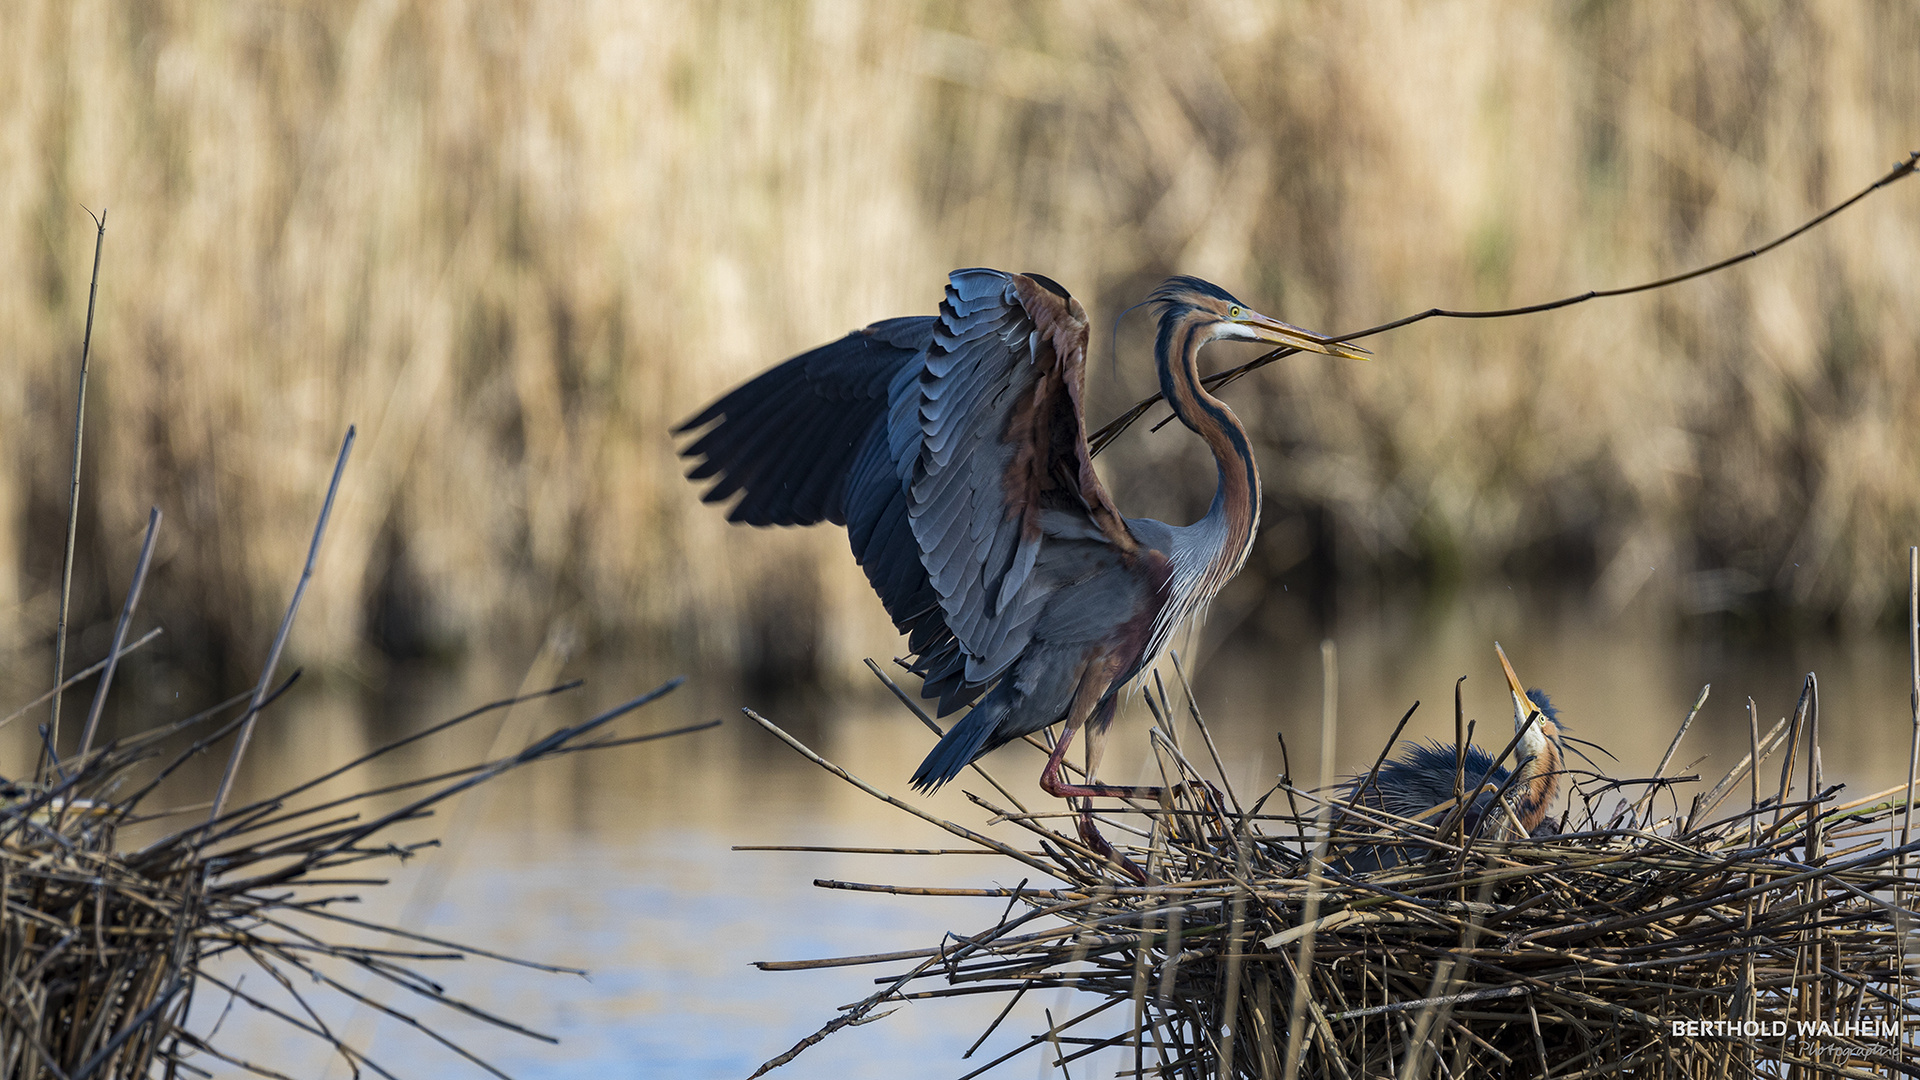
77,506,161,760
1090,150,1920,455
0,627,163,733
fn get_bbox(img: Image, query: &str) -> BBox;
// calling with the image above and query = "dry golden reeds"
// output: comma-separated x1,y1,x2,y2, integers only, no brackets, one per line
742,653,1920,1078
5,4,1920,669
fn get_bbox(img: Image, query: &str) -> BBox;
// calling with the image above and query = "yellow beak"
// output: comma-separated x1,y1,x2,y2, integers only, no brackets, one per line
1495,642,1538,726
1239,310,1372,361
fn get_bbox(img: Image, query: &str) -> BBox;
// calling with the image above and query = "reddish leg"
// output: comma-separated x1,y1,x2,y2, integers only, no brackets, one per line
1036,704,1224,813
1037,699,1166,802
1075,805,1148,885
1038,699,1152,884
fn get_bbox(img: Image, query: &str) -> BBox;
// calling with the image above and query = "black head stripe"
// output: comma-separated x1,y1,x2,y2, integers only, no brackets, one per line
1149,275,1243,309
1524,689,1563,726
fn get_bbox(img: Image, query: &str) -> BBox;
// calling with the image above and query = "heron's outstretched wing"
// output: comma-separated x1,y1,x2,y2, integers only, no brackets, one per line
674,316,934,526
677,270,1138,713
676,315,970,709
904,269,1138,686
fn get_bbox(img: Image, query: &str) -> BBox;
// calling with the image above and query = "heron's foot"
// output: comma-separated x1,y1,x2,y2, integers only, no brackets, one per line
1077,808,1150,885
1039,774,1167,803
1170,778,1227,817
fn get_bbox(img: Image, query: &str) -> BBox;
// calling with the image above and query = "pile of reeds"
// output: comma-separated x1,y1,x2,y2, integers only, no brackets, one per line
0,672,702,1080
3,410,712,1076
745,659,1920,1078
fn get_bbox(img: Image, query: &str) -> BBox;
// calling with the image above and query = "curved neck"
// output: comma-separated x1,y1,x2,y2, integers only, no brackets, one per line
1156,313,1261,582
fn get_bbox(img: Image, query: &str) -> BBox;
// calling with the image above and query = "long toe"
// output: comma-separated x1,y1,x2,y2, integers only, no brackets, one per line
1077,812,1149,885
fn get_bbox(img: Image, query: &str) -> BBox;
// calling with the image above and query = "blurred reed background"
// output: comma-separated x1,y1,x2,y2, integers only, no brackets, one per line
2,1,1918,689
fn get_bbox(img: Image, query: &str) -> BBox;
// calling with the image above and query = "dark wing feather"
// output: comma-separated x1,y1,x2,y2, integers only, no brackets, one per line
675,316,935,526
840,364,984,716
677,310,984,715
905,269,1137,688
696,392,832,520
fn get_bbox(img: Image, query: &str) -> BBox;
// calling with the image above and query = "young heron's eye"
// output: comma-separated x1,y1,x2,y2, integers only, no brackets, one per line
1228,305,1242,318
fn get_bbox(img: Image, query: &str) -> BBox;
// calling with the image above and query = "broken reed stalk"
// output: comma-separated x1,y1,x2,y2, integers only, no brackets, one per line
46,208,107,774
207,425,354,825
76,507,160,762
745,655,1920,1079
1631,682,1708,822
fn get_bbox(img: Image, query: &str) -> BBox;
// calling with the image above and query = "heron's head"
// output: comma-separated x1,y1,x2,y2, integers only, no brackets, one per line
1496,643,1563,761
1148,276,1371,361
1494,642,1568,835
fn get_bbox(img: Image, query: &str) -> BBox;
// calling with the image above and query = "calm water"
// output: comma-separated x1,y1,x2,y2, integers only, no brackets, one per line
77,594,1919,1078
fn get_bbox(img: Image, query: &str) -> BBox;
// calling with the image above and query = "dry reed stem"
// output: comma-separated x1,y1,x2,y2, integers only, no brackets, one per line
208,426,355,825
44,209,105,774
0,629,162,735
74,508,158,763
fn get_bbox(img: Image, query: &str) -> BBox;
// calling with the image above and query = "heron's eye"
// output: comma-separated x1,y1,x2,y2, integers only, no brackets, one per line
1228,305,1242,318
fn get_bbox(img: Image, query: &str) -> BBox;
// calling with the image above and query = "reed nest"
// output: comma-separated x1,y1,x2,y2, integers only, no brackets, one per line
746,662,1920,1079
2,421,715,1077
0,668,708,1080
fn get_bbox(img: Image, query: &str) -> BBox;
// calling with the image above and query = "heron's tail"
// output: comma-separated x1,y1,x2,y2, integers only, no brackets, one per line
910,684,1012,793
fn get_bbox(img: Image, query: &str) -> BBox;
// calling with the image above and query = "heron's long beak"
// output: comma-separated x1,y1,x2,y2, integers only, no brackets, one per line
1240,311,1371,361
1495,642,1541,731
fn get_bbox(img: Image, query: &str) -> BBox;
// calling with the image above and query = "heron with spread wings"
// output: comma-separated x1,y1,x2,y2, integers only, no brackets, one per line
677,269,1366,872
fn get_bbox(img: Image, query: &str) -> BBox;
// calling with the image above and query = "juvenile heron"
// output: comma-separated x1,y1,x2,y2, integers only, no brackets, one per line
676,269,1366,870
1340,646,1566,872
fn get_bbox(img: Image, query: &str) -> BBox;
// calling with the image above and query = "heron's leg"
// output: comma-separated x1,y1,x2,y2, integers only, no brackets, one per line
1033,695,1151,884
1045,717,1221,809
1039,694,1165,802
1074,812,1149,885
1036,714,1086,800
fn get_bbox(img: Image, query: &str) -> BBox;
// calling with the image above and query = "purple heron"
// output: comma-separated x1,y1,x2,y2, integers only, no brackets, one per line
676,269,1366,869
1341,646,1566,872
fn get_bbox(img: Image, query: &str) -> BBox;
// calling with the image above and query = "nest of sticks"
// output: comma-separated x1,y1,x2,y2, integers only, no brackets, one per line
747,660,1920,1079
1,674,703,1080
1,429,712,1079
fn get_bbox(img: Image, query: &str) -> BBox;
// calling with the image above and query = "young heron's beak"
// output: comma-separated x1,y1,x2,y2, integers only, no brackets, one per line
1235,309,1372,362
1496,641,1550,737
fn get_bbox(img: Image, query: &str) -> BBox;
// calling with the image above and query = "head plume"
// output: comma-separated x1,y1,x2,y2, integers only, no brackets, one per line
1148,276,1245,316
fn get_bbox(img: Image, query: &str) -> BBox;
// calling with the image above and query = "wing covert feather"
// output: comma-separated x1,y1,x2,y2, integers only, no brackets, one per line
902,269,1137,686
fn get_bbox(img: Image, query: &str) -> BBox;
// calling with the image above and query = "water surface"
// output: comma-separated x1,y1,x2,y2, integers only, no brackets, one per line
177,596,1917,1077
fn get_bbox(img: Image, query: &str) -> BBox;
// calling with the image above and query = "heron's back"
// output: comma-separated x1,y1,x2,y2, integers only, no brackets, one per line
1338,742,1512,874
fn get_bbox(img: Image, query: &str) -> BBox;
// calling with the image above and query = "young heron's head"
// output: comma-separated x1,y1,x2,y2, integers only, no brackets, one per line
1497,643,1565,833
